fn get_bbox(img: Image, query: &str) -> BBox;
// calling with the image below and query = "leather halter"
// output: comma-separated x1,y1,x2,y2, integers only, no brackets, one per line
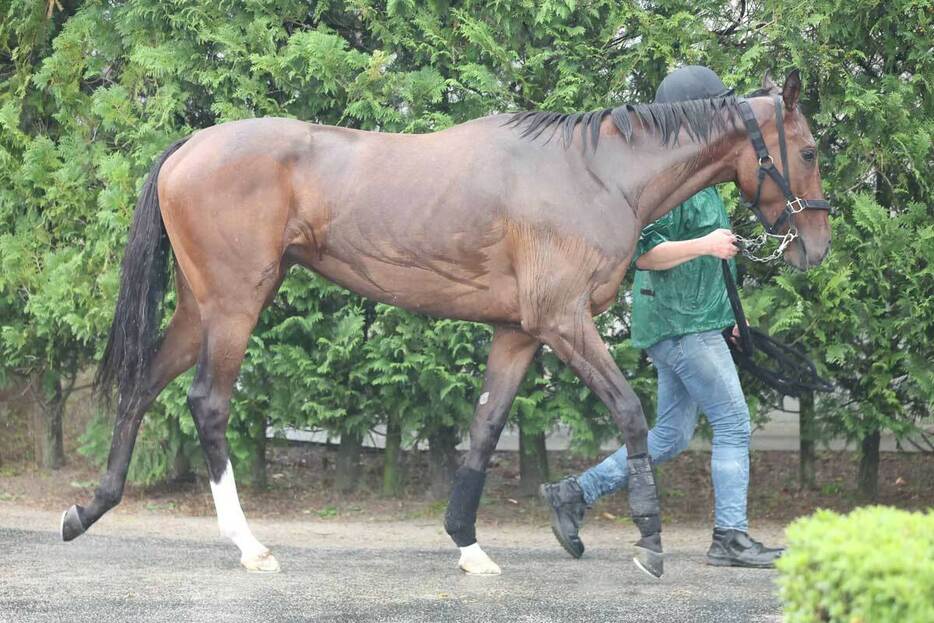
737,96,831,235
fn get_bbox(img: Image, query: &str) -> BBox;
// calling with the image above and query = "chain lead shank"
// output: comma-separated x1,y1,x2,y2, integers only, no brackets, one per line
734,227,798,263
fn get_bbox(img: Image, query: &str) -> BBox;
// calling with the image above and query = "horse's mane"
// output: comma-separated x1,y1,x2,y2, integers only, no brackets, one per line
506,95,742,151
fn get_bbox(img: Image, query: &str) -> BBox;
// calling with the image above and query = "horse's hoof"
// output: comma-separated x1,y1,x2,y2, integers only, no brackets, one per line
458,543,501,576
61,505,86,542
241,550,281,573
633,544,664,579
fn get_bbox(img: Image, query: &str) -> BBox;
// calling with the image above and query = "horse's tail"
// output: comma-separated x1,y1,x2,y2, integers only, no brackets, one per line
95,137,190,411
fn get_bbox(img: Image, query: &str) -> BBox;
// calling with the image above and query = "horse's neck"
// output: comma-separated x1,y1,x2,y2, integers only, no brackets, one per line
590,107,757,227
630,130,743,226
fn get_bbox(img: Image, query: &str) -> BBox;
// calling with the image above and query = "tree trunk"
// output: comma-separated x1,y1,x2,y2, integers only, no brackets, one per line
518,417,549,497
168,415,193,483
857,430,881,500
1,378,38,465
798,392,817,491
427,425,459,500
251,416,268,490
170,444,192,483
382,413,403,497
33,375,65,471
335,429,363,494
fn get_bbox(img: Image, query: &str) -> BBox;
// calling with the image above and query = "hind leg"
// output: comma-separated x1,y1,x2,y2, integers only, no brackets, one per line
62,273,202,540
187,308,279,572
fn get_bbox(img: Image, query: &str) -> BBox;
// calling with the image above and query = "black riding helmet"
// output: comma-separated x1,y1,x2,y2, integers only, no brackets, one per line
654,65,733,103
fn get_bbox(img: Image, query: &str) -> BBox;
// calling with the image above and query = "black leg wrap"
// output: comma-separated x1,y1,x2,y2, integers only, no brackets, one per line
633,532,664,579
627,455,664,578
633,513,662,537
635,532,662,553
444,467,486,547
627,455,661,538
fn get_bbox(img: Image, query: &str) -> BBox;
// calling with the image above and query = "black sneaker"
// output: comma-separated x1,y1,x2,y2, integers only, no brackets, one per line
539,477,587,559
706,528,784,568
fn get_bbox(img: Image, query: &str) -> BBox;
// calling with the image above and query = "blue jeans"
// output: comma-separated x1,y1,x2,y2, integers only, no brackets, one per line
577,329,751,532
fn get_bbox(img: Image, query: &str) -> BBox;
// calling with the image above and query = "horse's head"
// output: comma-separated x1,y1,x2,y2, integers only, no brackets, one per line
734,70,831,270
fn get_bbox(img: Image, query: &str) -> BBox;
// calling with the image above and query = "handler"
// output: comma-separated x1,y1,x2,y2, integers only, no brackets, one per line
541,66,783,569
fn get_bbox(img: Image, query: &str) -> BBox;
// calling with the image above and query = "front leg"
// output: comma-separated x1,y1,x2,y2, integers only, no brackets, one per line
528,309,664,578
507,228,663,576
444,326,539,575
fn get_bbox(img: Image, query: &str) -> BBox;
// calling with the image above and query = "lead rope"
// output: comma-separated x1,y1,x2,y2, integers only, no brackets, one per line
721,258,833,396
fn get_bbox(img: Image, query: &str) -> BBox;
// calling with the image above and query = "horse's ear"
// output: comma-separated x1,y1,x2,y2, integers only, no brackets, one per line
782,69,801,111
761,69,779,93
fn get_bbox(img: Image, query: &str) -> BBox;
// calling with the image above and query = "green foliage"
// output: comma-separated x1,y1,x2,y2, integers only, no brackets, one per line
0,0,99,406
777,506,934,623
3,1,930,488
80,403,191,486
364,306,488,443
4,0,730,483
738,0,934,447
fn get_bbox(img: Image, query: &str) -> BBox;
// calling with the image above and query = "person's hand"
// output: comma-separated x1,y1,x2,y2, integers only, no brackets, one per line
703,228,739,260
727,323,748,350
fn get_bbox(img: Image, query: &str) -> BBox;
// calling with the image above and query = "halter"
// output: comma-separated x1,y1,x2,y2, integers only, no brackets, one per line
734,96,831,262
722,96,834,395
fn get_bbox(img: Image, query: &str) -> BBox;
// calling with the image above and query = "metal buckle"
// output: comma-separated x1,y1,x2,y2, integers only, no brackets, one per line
787,197,806,213
758,155,773,167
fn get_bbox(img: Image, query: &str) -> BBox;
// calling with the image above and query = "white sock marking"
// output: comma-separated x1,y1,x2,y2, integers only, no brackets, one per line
460,543,484,556
458,542,501,575
210,461,268,560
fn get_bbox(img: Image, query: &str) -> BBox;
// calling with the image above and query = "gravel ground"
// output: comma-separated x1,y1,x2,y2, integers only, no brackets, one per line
0,504,784,623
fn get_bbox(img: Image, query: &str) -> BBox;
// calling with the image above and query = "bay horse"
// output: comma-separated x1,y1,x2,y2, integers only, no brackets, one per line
62,69,830,577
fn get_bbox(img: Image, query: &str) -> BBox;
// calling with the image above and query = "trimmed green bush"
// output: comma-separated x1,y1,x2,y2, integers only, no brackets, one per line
777,506,934,623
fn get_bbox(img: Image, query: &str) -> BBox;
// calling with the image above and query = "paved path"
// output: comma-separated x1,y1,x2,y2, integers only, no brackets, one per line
0,504,783,623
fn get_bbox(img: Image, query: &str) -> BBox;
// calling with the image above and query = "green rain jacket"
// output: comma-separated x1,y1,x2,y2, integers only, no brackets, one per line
630,187,737,350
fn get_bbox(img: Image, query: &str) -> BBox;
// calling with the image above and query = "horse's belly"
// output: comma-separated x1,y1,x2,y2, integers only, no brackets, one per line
304,248,521,324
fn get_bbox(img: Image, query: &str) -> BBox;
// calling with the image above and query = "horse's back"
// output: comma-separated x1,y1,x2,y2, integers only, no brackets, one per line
155,115,630,323
156,116,523,322
296,118,524,321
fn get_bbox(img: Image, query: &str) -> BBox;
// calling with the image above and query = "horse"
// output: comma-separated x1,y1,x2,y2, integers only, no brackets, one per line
61,69,830,578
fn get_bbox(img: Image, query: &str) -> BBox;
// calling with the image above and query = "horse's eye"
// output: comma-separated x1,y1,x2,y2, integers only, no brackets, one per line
801,149,816,162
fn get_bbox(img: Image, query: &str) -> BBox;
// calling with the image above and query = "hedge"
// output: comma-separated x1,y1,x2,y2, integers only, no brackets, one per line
777,506,934,623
